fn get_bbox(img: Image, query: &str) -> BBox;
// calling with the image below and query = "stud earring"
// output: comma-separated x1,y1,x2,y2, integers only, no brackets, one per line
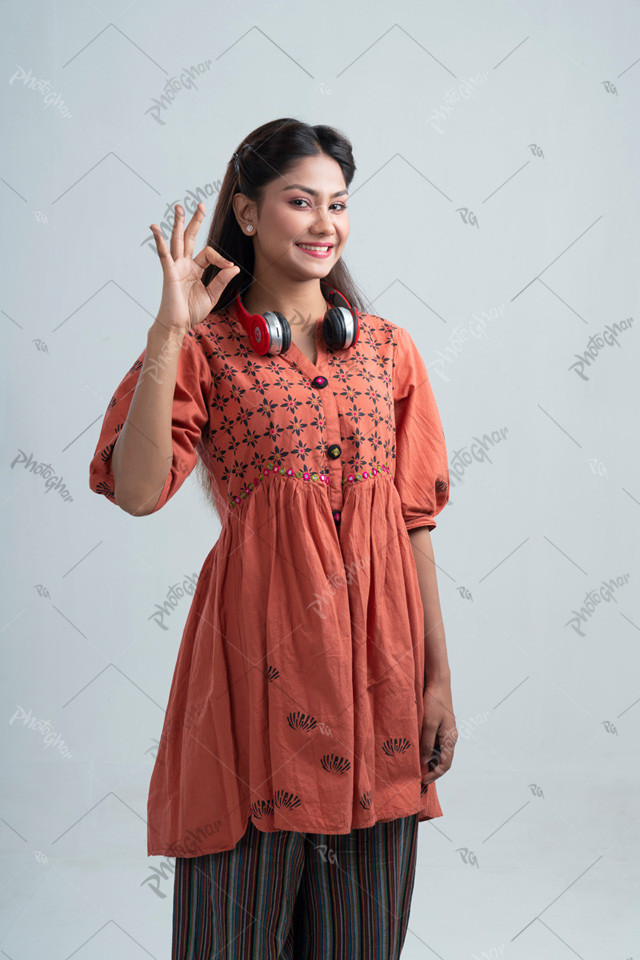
246,225,253,233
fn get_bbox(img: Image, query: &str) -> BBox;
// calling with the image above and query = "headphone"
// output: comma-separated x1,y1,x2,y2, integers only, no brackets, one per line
233,280,360,357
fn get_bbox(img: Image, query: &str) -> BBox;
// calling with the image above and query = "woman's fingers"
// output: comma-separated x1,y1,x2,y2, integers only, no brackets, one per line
165,202,226,267
192,245,236,273
149,224,173,270
182,203,206,261
151,206,237,307
170,204,185,261
199,250,239,303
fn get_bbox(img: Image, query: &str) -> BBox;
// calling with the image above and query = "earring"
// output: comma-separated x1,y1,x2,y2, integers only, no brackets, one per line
246,225,253,233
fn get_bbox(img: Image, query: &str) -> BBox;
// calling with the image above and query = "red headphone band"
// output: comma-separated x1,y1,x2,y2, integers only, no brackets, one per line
320,281,355,318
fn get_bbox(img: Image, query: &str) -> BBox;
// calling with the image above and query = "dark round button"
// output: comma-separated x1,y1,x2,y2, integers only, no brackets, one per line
311,375,328,389
333,510,341,523
327,444,341,459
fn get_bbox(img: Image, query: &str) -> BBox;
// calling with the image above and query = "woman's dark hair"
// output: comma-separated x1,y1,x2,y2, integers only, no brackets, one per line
194,118,369,514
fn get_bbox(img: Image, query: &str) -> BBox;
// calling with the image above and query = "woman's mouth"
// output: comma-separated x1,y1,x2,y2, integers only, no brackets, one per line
295,242,334,259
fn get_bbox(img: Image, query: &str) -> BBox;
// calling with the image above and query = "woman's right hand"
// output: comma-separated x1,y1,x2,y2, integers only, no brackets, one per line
149,202,240,335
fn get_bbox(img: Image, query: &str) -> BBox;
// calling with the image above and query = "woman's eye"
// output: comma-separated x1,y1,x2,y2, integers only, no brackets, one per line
289,199,348,211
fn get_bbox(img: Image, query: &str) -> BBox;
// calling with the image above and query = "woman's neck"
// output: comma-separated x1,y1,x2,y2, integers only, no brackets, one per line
241,280,327,336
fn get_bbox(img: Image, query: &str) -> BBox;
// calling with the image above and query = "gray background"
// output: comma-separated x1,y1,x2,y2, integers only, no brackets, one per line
2,0,639,957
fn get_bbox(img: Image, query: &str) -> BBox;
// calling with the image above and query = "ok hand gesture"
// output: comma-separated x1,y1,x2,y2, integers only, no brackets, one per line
149,202,240,335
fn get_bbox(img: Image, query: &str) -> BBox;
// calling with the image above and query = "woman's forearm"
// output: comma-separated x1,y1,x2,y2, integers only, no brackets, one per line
407,526,451,688
111,321,186,516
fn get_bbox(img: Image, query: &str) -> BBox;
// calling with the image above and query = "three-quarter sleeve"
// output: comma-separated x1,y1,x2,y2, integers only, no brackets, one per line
392,325,450,531
89,330,212,513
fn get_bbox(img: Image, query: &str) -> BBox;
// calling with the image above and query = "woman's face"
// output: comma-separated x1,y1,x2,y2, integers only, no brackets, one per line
248,152,350,282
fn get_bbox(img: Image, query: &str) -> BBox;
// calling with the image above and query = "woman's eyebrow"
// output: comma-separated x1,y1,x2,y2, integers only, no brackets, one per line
281,184,348,198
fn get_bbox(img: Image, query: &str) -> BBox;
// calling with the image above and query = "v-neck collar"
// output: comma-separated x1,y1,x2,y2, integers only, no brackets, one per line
284,316,325,375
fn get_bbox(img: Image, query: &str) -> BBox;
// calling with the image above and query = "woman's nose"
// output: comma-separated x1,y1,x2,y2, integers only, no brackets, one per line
312,207,333,230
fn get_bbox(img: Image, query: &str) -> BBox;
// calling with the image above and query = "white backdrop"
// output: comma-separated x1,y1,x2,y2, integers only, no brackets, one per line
2,1,639,957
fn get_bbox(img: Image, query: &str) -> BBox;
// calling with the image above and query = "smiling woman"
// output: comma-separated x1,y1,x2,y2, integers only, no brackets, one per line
199,121,367,350
88,117,455,960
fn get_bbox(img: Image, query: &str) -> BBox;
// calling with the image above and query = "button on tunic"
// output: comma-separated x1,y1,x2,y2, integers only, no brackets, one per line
88,300,450,857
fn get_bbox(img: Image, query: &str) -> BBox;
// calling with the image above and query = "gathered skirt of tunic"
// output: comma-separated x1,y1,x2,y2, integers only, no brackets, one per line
147,467,442,858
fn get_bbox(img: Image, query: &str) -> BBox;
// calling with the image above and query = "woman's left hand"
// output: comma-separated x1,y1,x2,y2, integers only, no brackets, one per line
420,676,457,785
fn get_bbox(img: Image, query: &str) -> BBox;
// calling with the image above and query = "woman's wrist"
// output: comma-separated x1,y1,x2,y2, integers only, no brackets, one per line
423,668,452,696
148,315,187,342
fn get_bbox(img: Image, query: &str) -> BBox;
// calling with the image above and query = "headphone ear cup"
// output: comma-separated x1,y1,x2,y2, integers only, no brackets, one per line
274,312,291,352
324,305,356,350
261,311,291,354
323,306,344,349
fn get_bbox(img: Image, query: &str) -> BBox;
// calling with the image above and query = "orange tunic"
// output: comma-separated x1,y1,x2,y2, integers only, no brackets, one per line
89,300,450,857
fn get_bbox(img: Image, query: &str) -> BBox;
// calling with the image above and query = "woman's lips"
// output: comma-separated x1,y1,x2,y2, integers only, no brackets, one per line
295,243,333,259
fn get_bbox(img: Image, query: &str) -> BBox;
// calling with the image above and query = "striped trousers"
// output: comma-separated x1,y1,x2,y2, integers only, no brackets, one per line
171,812,420,960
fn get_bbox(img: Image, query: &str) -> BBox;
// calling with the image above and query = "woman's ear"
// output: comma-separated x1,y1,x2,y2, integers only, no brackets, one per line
232,193,256,233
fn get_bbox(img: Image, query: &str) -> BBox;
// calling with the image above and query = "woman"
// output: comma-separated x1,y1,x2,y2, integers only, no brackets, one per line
89,118,457,960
